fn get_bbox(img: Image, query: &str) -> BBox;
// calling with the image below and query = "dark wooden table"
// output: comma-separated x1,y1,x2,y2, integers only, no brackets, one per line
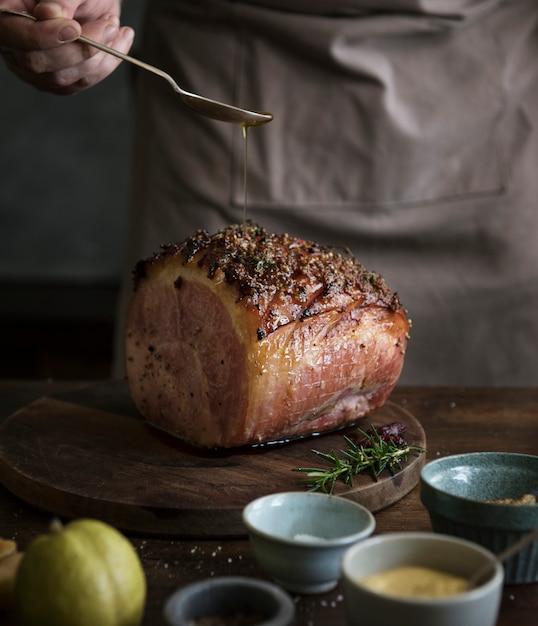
0,381,537,625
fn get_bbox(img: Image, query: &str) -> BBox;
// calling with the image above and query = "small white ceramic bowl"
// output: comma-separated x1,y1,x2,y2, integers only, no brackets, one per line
242,491,376,594
164,576,295,626
420,452,538,584
341,532,503,626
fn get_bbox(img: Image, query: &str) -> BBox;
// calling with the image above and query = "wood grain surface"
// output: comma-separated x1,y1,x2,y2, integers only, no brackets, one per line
0,381,425,537
2,383,538,626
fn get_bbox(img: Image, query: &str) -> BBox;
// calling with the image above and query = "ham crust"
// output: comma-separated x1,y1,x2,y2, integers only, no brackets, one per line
125,224,410,448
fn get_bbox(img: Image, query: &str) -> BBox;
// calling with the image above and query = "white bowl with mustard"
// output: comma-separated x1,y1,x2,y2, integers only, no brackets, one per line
341,532,503,626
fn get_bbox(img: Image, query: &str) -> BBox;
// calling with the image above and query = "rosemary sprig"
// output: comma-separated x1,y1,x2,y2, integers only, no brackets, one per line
293,423,425,494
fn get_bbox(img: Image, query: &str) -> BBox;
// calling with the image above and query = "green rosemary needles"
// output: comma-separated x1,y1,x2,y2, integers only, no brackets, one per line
294,422,426,494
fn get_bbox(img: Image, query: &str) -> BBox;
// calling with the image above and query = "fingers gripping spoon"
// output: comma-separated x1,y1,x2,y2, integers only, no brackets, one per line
0,8,273,126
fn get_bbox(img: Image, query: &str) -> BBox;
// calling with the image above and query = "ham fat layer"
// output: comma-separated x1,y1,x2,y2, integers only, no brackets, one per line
125,224,410,448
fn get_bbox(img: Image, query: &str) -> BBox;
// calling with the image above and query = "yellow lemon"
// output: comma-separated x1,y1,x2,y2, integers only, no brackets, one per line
15,518,146,626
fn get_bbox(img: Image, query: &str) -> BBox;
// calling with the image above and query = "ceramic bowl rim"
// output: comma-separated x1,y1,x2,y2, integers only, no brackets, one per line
342,531,504,605
242,491,376,547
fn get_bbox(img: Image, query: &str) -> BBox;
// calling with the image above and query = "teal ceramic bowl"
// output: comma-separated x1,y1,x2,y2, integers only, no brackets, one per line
420,452,538,584
243,491,376,594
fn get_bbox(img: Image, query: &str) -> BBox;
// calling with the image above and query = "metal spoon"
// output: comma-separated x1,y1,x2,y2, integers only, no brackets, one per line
0,8,273,126
467,526,538,589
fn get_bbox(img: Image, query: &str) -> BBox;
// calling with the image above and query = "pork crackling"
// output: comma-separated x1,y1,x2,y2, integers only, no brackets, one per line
125,224,411,448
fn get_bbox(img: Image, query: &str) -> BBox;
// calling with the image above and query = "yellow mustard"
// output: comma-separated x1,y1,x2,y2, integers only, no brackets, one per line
359,566,468,598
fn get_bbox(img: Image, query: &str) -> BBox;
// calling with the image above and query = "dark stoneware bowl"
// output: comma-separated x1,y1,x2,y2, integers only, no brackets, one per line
164,576,295,626
420,452,538,584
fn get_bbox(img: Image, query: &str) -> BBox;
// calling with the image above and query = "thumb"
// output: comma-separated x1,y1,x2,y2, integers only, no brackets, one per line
33,1,82,42
33,1,82,20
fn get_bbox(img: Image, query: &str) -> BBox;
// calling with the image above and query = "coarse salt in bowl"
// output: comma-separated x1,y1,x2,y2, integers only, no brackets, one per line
242,491,376,594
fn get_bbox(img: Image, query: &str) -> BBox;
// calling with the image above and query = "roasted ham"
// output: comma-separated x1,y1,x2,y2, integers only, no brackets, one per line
125,224,410,448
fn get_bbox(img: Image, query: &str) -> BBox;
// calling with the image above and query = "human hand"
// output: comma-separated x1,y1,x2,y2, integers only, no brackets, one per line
0,0,135,94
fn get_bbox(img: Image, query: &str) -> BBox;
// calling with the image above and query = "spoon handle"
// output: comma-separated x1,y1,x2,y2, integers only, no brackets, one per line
0,8,188,97
76,34,190,96
496,526,538,563
468,526,538,588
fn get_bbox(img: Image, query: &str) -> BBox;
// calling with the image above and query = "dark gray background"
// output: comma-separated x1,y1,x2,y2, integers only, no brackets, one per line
0,3,144,378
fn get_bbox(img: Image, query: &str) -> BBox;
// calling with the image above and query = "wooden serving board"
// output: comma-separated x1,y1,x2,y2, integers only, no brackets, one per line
0,381,426,537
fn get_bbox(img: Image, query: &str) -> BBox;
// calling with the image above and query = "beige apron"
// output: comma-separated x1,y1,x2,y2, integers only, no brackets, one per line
118,0,538,385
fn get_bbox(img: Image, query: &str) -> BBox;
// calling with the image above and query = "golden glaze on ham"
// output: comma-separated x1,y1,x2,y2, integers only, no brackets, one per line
125,224,410,448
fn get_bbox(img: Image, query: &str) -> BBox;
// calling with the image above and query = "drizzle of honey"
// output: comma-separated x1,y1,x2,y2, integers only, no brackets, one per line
242,123,249,225
241,113,273,224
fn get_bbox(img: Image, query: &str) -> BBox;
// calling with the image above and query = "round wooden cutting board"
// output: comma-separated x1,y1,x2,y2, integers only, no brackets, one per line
0,381,426,537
